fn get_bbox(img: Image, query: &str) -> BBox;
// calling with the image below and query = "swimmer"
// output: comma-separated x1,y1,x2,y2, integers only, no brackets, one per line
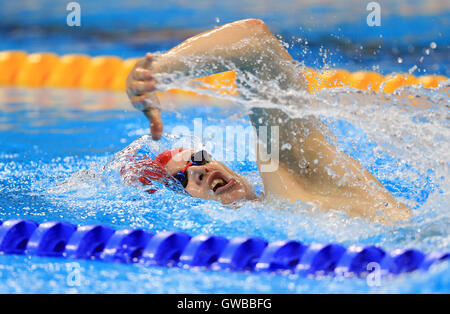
126,19,411,223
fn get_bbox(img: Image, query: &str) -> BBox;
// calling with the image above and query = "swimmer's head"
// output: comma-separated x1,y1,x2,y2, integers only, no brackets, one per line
120,148,185,194
122,147,257,204
165,149,258,204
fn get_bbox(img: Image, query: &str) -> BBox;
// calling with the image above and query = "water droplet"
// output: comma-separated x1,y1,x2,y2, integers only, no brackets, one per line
430,42,437,49
397,57,403,64
408,65,417,74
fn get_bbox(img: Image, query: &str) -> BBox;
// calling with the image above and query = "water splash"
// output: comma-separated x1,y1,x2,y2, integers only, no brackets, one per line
35,62,449,252
0,54,448,293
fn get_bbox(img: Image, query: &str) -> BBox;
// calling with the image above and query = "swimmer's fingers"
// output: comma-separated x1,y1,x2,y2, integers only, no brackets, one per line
128,80,157,95
127,53,156,97
130,93,157,110
130,94,147,111
132,93,163,140
146,108,163,140
127,53,163,140
132,68,153,81
139,53,154,69
133,53,154,69
133,54,156,80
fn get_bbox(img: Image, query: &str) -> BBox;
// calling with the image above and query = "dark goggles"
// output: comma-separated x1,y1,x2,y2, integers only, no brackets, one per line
173,150,212,188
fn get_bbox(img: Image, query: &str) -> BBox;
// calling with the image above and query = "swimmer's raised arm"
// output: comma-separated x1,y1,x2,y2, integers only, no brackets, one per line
127,19,307,139
151,19,307,90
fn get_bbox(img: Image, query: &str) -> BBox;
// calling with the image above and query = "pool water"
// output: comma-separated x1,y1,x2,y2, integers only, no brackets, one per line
0,0,449,293
0,83,449,293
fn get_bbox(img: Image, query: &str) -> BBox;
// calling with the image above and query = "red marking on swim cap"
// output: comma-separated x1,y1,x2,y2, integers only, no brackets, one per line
120,148,187,194
155,148,186,166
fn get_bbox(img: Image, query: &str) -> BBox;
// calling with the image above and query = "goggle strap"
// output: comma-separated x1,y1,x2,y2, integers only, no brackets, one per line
181,161,193,173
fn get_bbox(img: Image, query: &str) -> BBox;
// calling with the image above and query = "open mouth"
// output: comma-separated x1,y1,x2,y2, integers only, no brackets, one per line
208,171,236,195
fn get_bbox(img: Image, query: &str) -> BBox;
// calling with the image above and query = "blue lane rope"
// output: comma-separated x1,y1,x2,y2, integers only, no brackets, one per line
0,219,448,278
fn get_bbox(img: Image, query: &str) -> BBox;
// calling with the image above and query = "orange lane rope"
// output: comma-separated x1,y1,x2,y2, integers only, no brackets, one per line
0,51,448,96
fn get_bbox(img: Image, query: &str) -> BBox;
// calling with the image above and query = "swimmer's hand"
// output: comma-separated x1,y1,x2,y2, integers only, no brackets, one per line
126,53,163,140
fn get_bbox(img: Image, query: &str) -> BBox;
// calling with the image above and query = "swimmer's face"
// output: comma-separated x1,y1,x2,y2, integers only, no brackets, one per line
166,150,257,204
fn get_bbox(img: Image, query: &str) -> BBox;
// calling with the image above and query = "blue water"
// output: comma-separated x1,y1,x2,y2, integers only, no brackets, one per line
0,87,449,293
0,0,449,293
0,0,449,75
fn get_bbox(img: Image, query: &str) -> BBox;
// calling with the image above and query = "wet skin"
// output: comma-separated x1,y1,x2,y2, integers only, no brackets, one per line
165,150,258,204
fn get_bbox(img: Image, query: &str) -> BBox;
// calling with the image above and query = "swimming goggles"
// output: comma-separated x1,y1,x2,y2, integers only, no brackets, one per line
173,150,212,188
